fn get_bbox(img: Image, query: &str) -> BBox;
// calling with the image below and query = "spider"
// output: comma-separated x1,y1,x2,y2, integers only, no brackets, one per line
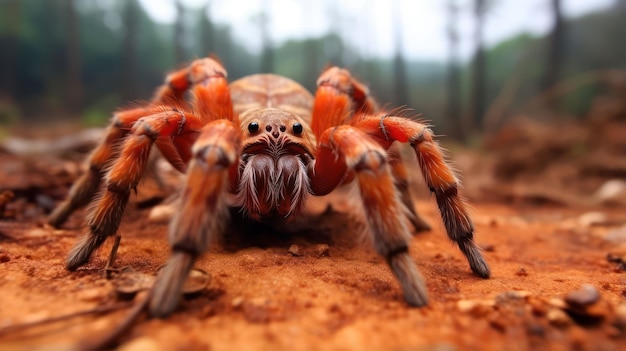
48,57,490,318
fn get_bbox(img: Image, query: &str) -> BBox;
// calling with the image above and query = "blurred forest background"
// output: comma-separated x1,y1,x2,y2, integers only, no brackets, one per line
0,0,625,141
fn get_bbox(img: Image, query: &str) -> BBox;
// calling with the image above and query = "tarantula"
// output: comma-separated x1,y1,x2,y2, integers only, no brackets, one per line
48,57,490,318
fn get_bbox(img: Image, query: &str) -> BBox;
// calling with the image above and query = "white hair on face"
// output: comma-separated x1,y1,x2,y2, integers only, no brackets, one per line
234,137,310,220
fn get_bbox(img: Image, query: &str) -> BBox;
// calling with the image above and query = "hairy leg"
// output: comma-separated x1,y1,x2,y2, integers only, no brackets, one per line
47,58,206,228
66,110,204,270
150,120,241,317
387,145,432,233
311,126,428,306
311,67,429,233
48,107,154,227
356,115,490,279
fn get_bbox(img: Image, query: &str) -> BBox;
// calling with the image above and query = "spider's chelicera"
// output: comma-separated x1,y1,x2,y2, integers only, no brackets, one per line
48,57,490,318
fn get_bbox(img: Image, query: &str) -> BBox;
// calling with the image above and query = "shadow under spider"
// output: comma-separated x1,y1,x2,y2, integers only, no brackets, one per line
220,205,367,252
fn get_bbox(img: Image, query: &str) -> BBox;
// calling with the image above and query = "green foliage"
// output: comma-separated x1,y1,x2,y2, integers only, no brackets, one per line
477,5,626,122
1,0,624,133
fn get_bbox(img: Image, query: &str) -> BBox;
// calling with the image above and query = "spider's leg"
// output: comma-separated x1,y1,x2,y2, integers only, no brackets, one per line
48,107,157,227
388,145,432,233
310,126,429,307
149,57,227,106
310,66,378,138
66,110,204,271
310,67,430,233
155,57,236,172
48,59,217,227
356,115,490,279
150,120,241,318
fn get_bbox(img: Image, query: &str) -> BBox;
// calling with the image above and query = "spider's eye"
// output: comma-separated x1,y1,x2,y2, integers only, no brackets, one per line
292,123,303,135
248,122,259,133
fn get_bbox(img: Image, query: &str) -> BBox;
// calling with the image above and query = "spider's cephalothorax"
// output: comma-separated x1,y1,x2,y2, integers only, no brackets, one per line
48,58,490,318
228,73,317,221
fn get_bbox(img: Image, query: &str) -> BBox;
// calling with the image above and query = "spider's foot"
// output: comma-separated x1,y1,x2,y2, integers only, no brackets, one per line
389,251,429,307
48,201,73,228
66,232,106,271
150,251,195,318
459,240,491,279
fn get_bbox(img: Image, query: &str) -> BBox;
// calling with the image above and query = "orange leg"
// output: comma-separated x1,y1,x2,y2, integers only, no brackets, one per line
311,66,378,139
311,126,428,307
356,115,490,279
150,120,241,317
48,58,232,228
66,110,205,270
311,67,429,233
48,107,157,227
387,145,432,233
149,56,227,108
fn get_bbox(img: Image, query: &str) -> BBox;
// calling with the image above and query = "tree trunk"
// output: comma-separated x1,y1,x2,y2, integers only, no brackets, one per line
469,0,487,134
65,0,83,118
174,0,186,64
122,0,139,102
392,0,409,109
200,3,215,56
326,3,344,67
0,0,21,101
445,0,463,140
542,0,564,90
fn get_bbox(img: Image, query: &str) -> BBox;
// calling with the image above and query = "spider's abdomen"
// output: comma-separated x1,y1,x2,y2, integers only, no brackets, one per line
229,74,314,125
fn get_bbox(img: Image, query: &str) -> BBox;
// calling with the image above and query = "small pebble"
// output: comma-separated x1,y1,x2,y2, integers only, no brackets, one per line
606,253,626,265
288,244,301,257
516,268,529,277
594,179,626,204
547,308,572,327
605,226,626,244
496,290,531,305
614,302,626,329
118,337,163,351
182,268,211,296
457,299,495,318
548,298,567,309
312,244,330,257
578,212,608,228
528,296,548,316
231,296,245,308
77,288,104,302
565,284,600,308
148,204,175,223
481,244,495,252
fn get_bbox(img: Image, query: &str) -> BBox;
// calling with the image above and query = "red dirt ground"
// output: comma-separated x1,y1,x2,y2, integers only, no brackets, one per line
0,136,625,351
